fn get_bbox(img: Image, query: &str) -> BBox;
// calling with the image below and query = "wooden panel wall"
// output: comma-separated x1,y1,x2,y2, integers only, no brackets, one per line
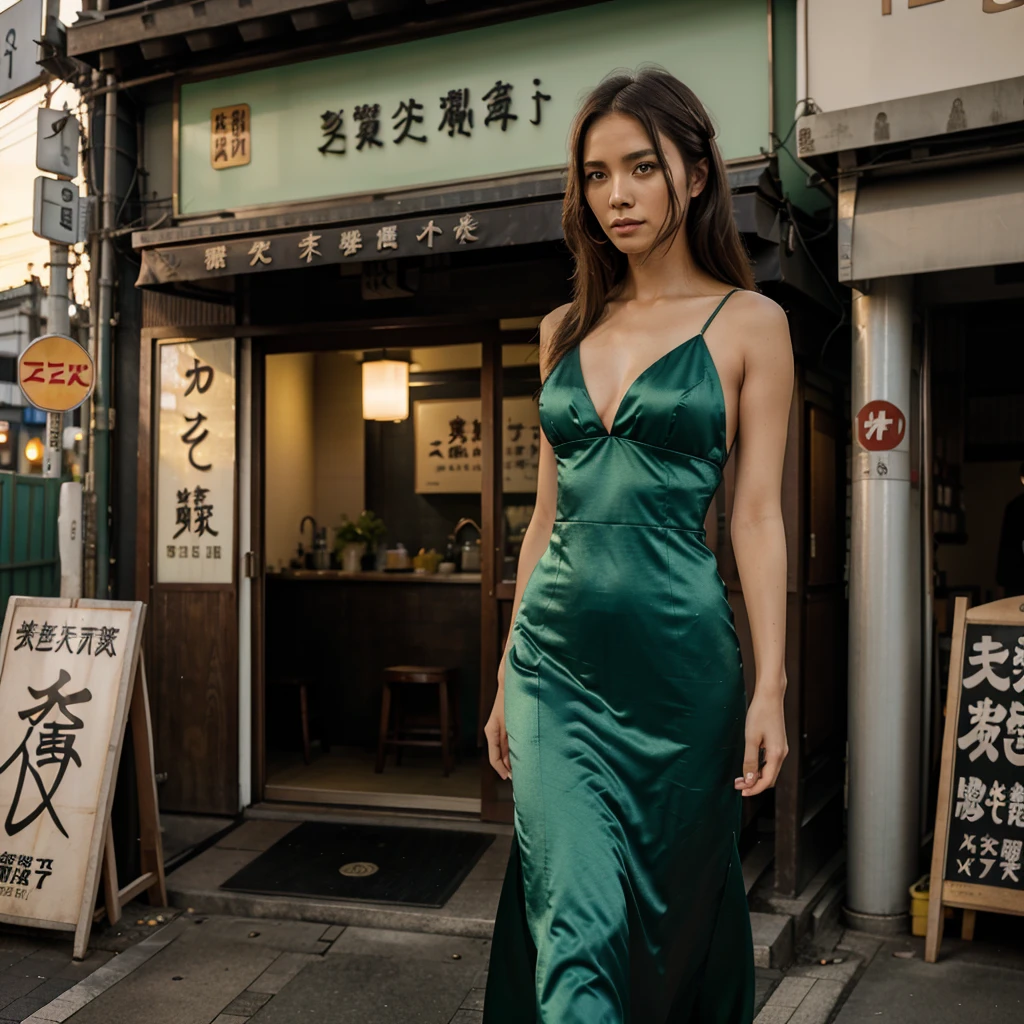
148,587,239,813
141,291,234,329
139,305,241,816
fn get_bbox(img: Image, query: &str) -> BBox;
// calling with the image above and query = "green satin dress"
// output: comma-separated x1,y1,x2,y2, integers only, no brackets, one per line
483,290,754,1023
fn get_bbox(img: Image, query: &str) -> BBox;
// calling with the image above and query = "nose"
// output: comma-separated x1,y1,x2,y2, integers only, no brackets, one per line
608,174,633,209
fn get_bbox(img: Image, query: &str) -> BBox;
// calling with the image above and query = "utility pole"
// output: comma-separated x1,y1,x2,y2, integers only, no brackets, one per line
42,241,69,479
28,101,91,602
93,68,116,600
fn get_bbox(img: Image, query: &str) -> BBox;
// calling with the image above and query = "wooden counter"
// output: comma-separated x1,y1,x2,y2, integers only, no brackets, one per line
264,573,482,755
273,569,481,584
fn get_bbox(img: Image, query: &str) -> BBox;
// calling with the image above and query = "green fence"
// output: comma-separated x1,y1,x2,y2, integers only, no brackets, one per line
0,473,62,613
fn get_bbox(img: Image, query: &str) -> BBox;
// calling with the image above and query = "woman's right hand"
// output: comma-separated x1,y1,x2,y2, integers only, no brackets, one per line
484,658,511,780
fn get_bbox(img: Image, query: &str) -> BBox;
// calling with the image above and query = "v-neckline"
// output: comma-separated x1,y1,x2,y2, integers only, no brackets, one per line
575,331,705,437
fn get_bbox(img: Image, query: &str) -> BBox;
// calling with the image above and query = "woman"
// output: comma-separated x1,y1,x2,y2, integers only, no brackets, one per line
482,68,792,1024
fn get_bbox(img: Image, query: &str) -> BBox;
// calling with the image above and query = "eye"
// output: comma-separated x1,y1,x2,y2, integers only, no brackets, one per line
634,161,657,175
585,170,606,182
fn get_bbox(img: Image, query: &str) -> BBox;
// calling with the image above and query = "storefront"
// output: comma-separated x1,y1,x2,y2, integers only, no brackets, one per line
796,0,1024,931
69,0,843,899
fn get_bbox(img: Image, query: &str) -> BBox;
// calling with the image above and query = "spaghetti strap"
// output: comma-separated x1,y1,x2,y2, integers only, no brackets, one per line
701,288,740,334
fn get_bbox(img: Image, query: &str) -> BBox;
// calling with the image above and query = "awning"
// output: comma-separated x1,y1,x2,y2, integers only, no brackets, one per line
847,159,1024,281
136,199,565,287
134,163,787,288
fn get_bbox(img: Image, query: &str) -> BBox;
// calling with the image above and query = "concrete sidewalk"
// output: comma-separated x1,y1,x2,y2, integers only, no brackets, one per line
755,915,1024,1024
0,906,175,1023
3,912,782,1023
833,923,1024,1024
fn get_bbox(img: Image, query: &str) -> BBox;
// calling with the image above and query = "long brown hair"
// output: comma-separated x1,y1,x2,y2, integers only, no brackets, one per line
548,66,755,373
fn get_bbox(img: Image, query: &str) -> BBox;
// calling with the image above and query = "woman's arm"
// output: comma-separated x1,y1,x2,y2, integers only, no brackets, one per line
729,297,794,797
484,305,565,779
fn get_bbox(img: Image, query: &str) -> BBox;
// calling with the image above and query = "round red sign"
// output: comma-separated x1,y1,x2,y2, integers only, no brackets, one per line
856,400,906,452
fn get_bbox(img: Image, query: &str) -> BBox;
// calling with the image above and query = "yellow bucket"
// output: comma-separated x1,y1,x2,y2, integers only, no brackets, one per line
909,874,953,936
910,875,929,936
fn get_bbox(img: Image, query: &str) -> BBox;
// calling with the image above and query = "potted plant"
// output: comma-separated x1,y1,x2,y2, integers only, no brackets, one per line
335,514,366,572
355,510,387,570
335,510,387,572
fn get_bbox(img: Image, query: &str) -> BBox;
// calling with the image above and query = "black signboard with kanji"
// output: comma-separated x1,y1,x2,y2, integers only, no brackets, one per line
926,597,1024,962
135,200,563,287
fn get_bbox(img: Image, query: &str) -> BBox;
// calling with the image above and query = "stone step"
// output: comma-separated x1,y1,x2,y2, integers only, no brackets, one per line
751,912,796,969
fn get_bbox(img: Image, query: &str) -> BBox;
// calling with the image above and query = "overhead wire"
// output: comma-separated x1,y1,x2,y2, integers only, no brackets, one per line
0,105,38,137
0,129,38,155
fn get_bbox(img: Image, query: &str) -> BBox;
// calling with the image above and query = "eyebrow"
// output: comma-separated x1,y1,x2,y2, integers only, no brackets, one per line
583,148,657,168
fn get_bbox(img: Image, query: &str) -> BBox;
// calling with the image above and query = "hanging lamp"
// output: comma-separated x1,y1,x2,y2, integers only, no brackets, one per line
361,350,409,422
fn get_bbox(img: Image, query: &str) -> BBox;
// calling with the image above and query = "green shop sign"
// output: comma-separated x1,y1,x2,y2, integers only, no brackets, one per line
177,0,771,217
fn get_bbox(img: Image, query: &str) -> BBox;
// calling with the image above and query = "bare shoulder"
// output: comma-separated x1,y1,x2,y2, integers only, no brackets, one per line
538,303,572,380
725,290,792,368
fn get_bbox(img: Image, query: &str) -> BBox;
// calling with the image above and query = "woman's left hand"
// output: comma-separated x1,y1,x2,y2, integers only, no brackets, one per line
735,686,788,797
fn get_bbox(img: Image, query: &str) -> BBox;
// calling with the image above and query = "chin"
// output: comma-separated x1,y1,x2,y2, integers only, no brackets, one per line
608,234,653,256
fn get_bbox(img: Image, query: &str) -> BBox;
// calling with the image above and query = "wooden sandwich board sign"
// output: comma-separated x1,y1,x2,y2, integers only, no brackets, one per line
925,595,1024,962
0,597,166,959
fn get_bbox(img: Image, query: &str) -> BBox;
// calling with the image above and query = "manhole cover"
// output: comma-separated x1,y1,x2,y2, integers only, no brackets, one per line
339,861,379,878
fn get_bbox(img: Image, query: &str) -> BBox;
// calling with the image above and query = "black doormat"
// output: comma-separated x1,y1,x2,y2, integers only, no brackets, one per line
219,821,494,908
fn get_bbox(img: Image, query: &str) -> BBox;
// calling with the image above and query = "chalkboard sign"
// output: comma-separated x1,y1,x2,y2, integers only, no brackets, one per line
926,596,1024,962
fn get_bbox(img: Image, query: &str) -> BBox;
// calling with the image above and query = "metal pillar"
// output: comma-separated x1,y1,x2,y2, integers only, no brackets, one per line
846,276,920,932
93,72,117,599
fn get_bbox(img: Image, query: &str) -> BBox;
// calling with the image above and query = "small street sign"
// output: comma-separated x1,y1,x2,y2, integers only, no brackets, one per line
0,0,45,103
17,333,94,413
36,107,80,178
32,175,82,244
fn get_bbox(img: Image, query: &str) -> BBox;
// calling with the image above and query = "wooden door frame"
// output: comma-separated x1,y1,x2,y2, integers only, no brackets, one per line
239,316,506,813
137,326,242,813
479,328,513,822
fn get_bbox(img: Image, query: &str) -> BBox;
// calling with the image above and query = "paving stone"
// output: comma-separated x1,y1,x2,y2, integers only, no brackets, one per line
52,951,115,982
764,975,816,1010
0,978,74,1022
247,952,318,995
834,949,1024,1023
788,980,845,1024
182,916,328,954
754,967,783,1013
319,926,344,943
21,950,78,978
0,938,41,957
327,927,489,967
223,989,272,1016
448,1012,483,1024
211,1016,249,1024
26,920,190,1023
248,954,477,1024
754,1005,794,1024
0,971,45,1011
0,952,29,972
49,926,278,1024
460,987,486,1011
789,956,861,984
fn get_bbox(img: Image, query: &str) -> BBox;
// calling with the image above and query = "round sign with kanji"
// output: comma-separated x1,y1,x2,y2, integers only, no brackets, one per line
856,399,906,452
17,334,95,413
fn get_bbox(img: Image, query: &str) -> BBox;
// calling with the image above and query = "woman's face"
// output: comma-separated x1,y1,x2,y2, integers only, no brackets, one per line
581,111,707,255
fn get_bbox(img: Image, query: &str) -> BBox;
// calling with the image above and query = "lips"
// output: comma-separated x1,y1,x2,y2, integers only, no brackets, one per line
610,218,643,235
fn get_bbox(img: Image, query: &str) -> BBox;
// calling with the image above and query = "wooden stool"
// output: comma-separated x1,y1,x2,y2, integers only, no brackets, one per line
274,677,330,765
375,665,460,776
